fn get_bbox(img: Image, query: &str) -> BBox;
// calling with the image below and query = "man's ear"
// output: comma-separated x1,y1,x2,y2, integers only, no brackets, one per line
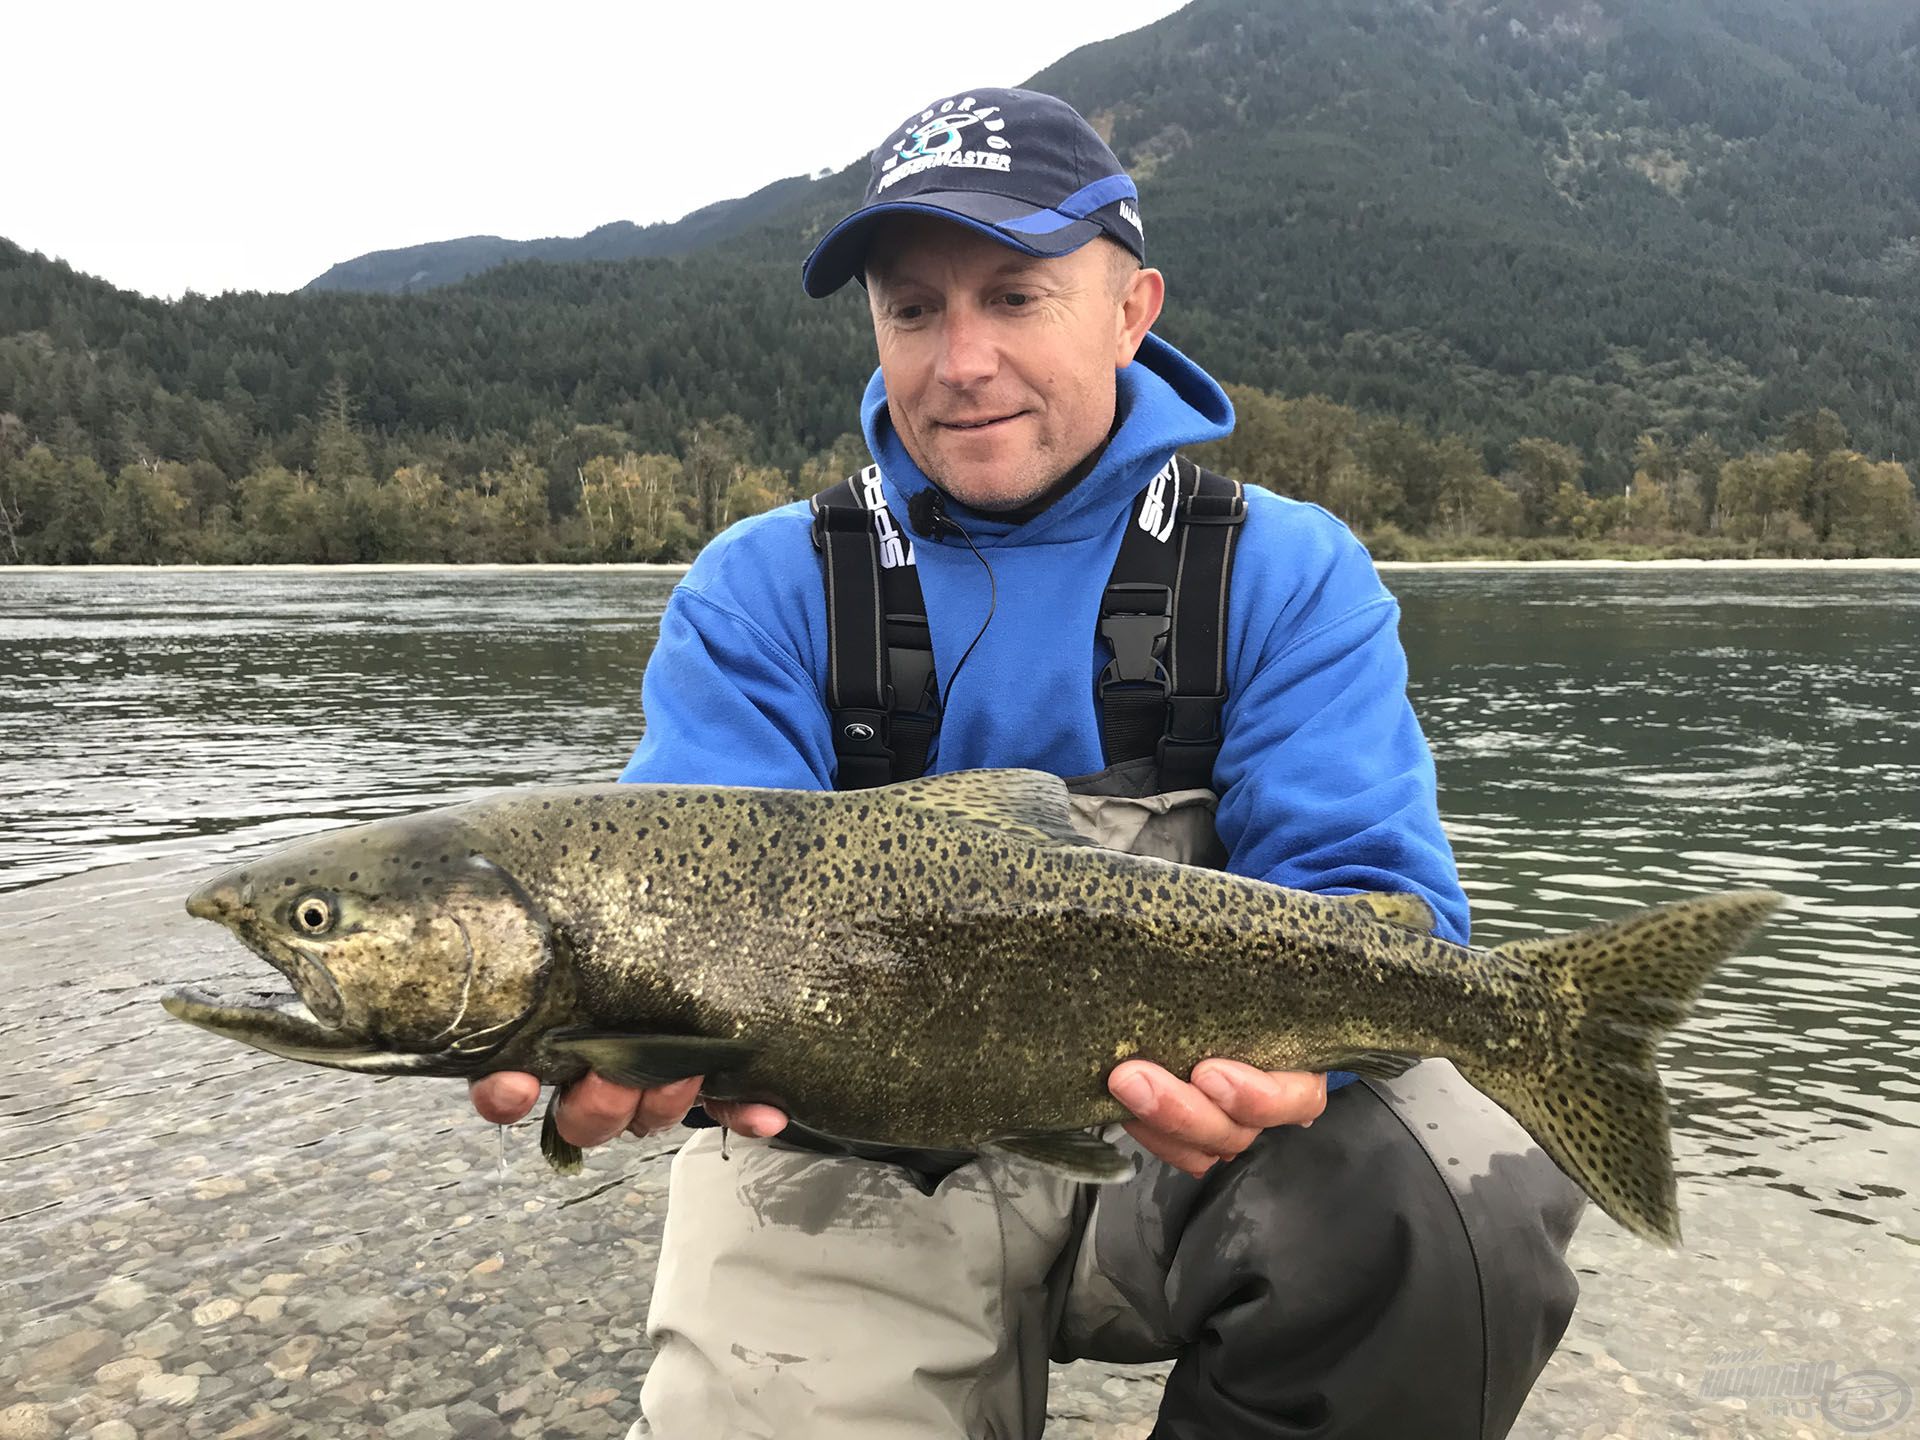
1115,268,1166,368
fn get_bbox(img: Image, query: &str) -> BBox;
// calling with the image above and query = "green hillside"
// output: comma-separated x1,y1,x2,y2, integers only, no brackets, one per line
2,0,1916,563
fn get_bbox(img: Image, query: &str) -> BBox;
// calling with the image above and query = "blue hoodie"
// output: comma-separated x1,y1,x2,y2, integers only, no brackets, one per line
620,334,1470,1064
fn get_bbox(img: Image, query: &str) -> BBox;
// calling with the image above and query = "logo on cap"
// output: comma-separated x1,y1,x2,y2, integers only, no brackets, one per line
878,96,1013,193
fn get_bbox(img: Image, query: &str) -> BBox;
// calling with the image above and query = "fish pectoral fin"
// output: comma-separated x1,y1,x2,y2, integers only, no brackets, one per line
985,1130,1136,1184
1309,1049,1423,1082
546,1031,758,1089
540,1093,584,1175
1327,891,1439,933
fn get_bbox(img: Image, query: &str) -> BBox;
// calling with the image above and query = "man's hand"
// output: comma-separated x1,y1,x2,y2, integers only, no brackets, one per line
469,1071,789,1148
1108,1059,1327,1178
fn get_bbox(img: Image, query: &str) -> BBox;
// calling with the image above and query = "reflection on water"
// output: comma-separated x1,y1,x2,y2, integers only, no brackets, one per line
0,570,675,892
0,565,1914,1436
1395,568,1919,1247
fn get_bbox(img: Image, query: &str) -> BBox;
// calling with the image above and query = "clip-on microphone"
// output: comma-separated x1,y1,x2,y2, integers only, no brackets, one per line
908,487,962,541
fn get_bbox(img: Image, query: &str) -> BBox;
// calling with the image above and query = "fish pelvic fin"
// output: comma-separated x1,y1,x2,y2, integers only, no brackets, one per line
1466,889,1782,1247
540,1093,584,1176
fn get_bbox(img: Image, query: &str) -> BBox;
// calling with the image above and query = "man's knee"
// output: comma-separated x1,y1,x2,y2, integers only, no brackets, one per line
1086,1061,1582,1439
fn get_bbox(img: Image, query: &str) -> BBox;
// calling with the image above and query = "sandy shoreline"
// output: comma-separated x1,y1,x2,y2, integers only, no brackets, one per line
3,557,1918,575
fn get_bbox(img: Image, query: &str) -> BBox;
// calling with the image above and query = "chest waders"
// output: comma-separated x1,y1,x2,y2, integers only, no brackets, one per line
633,457,1585,1440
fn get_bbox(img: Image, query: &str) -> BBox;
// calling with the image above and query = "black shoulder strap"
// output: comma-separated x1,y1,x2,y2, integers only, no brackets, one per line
812,455,1244,794
1098,455,1247,789
809,467,938,789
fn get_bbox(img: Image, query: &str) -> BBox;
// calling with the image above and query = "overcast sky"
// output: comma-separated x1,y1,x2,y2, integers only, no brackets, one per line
4,1,1189,300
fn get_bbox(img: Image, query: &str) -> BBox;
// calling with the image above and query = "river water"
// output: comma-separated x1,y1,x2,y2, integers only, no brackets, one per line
0,565,1914,1438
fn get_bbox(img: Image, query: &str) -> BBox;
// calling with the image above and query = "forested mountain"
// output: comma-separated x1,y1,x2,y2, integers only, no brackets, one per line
2,0,1917,563
302,174,827,294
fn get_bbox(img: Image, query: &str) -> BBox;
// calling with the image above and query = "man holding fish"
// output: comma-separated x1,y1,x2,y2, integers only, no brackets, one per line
452,87,1593,1439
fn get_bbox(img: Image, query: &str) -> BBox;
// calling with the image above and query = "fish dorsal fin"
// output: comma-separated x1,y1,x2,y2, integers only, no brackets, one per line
1329,891,1439,933
880,769,1089,848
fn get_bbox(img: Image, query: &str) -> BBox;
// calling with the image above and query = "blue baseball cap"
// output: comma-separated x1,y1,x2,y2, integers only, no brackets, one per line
801,87,1145,299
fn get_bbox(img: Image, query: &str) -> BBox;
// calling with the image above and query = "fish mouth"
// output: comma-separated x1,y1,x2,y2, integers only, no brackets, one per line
177,877,355,1053
160,985,371,1060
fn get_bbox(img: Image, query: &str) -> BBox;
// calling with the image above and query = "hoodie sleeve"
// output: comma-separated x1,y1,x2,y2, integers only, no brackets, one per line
616,516,837,791
1212,498,1470,947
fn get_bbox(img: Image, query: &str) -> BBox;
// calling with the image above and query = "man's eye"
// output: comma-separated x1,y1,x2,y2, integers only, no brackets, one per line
1001,292,1031,308
894,304,927,321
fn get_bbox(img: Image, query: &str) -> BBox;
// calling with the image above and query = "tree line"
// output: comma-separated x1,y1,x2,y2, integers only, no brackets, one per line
3,379,1908,565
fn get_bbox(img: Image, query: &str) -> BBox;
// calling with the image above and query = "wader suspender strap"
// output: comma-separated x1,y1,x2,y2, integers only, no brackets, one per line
1098,456,1247,789
810,456,1243,791
809,467,938,787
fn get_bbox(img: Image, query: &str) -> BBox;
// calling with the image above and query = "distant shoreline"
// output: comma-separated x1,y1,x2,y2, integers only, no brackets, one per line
4,559,1917,574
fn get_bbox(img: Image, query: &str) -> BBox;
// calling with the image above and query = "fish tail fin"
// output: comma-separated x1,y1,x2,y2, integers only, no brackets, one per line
1461,889,1781,1246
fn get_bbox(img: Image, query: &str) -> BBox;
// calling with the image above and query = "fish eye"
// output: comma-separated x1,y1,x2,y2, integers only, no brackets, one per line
291,895,335,935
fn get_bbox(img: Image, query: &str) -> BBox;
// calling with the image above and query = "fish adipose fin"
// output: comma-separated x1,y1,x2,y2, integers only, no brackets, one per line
1462,889,1782,1247
547,1031,758,1089
882,769,1091,848
1328,891,1440,933
986,1130,1136,1183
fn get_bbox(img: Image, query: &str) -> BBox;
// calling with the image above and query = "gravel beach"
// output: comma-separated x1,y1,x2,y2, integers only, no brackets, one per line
2,856,1912,1440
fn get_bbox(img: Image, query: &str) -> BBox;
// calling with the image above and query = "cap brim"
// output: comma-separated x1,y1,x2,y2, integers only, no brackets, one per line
801,190,1105,298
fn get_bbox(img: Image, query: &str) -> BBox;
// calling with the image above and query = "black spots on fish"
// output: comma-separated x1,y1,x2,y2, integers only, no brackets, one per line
835,833,849,850
348,871,359,882
1157,886,1171,902
877,837,893,854
590,846,601,863
559,845,569,857
410,860,422,870
672,795,687,808
573,796,584,807
563,817,574,829
812,836,826,852
912,860,926,879
541,801,552,810
307,868,318,877
652,848,665,865
509,828,520,839
283,876,297,887
956,842,972,858
625,798,637,809
727,838,740,856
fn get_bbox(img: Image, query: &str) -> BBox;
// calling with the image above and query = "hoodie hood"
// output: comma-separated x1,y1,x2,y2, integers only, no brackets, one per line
859,331,1235,547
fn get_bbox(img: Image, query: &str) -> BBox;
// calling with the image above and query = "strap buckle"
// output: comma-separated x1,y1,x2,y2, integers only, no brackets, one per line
1098,582,1172,690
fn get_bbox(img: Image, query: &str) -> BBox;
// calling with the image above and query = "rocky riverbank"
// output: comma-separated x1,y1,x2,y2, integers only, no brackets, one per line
1,858,1911,1439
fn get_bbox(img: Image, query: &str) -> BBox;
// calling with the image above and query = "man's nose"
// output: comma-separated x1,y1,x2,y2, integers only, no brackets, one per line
935,305,998,390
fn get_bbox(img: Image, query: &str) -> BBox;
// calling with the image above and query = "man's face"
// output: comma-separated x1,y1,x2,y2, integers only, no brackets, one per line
865,217,1164,511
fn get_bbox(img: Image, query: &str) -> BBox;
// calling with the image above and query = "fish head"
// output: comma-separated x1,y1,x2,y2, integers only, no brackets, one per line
166,815,553,1073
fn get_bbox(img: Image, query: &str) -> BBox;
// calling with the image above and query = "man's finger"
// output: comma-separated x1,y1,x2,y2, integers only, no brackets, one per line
1192,1061,1328,1129
469,1071,540,1125
1109,1061,1260,1157
627,1076,705,1136
553,1072,646,1148
703,1100,791,1139
1119,1121,1223,1179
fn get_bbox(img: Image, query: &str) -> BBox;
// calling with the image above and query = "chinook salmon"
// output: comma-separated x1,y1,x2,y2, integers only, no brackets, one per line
163,769,1779,1244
